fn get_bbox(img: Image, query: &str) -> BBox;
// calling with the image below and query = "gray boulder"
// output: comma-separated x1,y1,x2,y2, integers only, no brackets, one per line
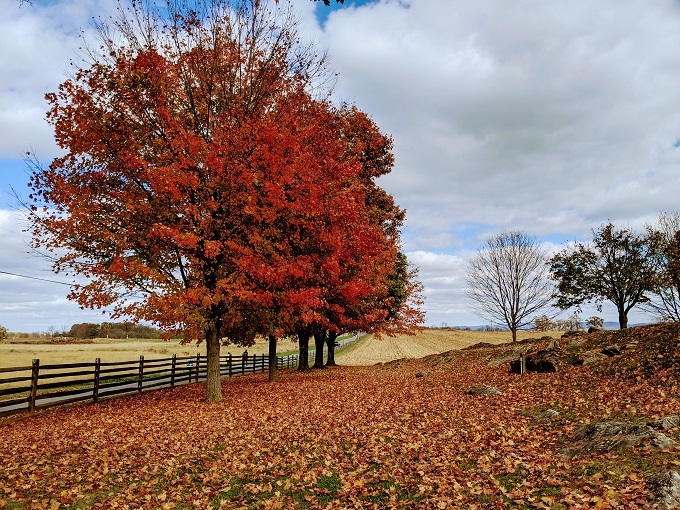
649,415,680,430
509,349,559,373
465,385,502,396
646,471,680,510
576,349,609,365
557,421,675,458
516,408,559,420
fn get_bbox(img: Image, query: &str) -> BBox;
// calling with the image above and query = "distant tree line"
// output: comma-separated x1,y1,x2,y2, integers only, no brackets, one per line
65,322,165,339
466,211,680,337
533,314,603,332
0,322,164,339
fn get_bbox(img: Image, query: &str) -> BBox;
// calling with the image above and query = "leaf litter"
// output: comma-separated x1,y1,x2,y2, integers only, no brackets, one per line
1,324,679,509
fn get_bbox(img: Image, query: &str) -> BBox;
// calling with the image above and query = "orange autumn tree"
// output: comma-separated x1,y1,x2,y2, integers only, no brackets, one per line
27,0,400,402
229,91,405,382
303,107,425,369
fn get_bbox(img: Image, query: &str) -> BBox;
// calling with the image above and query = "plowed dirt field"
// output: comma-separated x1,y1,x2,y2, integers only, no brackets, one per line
336,329,562,365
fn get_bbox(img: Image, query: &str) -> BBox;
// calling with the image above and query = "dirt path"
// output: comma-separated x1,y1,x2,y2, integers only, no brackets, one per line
336,329,562,366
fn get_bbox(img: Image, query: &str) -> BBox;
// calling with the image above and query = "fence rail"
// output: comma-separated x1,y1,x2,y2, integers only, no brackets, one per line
0,333,363,417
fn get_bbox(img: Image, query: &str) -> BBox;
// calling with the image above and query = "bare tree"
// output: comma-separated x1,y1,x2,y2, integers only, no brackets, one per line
644,211,680,322
466,231,555,342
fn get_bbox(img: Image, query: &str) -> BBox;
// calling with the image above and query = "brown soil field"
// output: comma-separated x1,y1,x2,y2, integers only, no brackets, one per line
336,328,563,366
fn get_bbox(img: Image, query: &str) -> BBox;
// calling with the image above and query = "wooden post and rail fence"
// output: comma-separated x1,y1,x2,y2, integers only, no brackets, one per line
0,334,362,417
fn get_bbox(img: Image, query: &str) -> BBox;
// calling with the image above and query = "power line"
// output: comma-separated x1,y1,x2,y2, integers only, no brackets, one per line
0,225,27,236
0,270,73,286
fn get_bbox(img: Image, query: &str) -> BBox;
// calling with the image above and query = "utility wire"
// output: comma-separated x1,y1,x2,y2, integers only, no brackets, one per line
0,269,73,286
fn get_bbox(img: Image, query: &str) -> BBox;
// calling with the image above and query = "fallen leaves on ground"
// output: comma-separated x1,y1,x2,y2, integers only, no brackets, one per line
1,325,679,509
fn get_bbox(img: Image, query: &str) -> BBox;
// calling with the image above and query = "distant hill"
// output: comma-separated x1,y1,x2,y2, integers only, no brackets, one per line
445,321,649,331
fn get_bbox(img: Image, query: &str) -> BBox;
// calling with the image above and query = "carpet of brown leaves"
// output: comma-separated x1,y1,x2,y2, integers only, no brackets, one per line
1,325,679,509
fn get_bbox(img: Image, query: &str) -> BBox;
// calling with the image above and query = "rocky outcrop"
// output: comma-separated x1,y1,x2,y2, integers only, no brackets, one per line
646,471,680,510
465,385,502,396
649,415,680,430
462,342,495,350
575,342,633,365
516,408,559,420
576,349,610,365
601,345,622,356
487,346,532,367
557,421,676,459
509,348,559,373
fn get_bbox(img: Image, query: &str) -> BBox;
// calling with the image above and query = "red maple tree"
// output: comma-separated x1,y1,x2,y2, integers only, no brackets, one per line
28,0,420,401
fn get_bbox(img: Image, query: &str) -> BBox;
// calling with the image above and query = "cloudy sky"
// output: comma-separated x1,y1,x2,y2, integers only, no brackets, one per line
2,0,680,333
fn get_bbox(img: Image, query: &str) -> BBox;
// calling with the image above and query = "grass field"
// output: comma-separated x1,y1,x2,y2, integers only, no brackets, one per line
0,329,561,369
337,329,563,366
0,335,303,369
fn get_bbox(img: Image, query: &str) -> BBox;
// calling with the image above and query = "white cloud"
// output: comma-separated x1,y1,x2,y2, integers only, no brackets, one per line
2,0,677,330
323,0,680,239
0,0,115,159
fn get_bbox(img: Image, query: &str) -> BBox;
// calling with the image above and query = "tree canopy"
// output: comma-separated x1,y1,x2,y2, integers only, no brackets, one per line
549,222,659,329
28,0,419,401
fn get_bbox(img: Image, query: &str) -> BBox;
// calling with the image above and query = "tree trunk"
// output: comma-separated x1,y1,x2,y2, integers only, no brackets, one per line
297,331,310,371
325,331,338,367
205,327,223,403
511,326,517,343
268,334,278,382
312,331,326,368
618,309,628,329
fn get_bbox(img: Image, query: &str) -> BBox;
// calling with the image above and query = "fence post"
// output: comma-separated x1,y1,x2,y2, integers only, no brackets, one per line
195,354,200,381
29,359,39,413
228,353,233,377
171,354,176,387
242,354,246,375
519,352,525,375
93,358,101,403
138,356,144,393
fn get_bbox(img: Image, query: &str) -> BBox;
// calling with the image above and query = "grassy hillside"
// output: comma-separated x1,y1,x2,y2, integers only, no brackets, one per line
0,324,678,508
337,329,563,366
